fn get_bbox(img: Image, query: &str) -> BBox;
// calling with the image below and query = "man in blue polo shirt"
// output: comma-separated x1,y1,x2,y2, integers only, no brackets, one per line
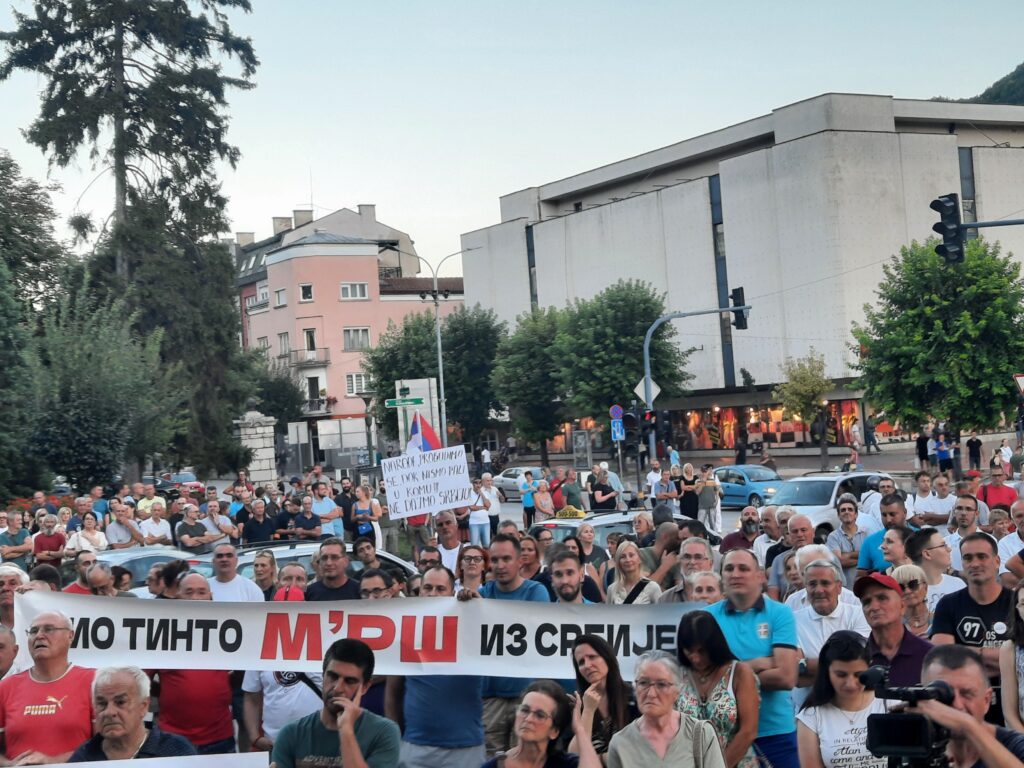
457,533,549,758
706,548,800,768
856,493,915,576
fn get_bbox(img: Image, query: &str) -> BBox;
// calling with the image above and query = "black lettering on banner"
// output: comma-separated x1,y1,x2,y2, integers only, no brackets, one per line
507,624,527,656
631,625,655,655
560,623,583,654
124,617,145,649
655,624,675,652
609,624,629,656
220,619,243,652
481,624,504,656
73,616,116,649
196,619,218,652
535,624,558,656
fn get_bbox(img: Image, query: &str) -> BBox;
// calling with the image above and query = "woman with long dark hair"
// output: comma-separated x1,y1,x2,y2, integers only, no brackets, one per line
569,635,635,759
675,611,759,768
796,630,886,768
999,580,1024,731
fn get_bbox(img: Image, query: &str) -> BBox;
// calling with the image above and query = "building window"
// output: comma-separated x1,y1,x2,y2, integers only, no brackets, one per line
299,283,314,302
257,282,269,302
304,328,317,351
274,288,287,307
341,282,369,300
346,373,372,395
256,336,269,354
343,327,371,351
278,332,290,355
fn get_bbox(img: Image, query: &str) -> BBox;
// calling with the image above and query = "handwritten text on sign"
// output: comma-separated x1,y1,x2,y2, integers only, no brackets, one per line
15,592,697,679
381,445,473,519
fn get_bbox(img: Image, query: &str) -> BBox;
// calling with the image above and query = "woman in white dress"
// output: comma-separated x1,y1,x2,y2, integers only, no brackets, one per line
63,511,108,556
605,541,661,605
797,630,886,768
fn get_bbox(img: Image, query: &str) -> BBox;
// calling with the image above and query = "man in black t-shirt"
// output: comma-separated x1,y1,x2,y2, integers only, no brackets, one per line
966,432,984,472
931,533,1012,724
305,538,360,601
333,478,355,541
241,499,276,545
274,498,302,541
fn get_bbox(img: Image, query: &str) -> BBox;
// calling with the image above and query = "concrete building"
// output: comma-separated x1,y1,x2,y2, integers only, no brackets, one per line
462,93,1024,451
235,207,463,464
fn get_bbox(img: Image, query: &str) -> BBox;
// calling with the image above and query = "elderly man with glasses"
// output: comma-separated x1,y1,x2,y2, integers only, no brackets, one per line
0,610,94,764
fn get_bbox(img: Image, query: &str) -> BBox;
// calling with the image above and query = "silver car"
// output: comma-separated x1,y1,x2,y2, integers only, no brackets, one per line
492,467,544,501
768,471,896,540
190,541,415,582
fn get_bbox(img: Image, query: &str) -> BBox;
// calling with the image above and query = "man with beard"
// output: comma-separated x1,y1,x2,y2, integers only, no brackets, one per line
720,506,760,554
550,550,590,604
272,639,400,768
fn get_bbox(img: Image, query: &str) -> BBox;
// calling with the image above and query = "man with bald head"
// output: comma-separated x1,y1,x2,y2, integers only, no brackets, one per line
767,514,814,601
152,573,235,753
435,511,462,573
720,505,760,554
0,610,95,763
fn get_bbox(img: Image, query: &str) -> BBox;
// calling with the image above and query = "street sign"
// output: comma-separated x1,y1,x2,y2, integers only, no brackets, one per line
385,397,425,408
609,404,623,420
634,378,661,403
1015,373,1024,395
611,418,625,442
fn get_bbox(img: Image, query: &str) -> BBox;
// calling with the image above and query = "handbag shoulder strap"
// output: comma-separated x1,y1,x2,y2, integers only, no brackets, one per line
692,716,704,765
296,672,322,699
623,578,650,605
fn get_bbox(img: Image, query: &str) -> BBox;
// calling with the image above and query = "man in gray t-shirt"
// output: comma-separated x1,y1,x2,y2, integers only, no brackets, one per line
105,505,144,549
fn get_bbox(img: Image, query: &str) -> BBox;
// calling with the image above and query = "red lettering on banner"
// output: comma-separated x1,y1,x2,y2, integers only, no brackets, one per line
261,613,324,660
347,614,396,650
400,615,458,662
328,611,344,633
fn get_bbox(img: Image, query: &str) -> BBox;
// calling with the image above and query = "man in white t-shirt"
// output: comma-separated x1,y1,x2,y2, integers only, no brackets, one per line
944,496,995,574
139,502,172,546
434,510,462,573
209,543,265,602
907,471,948,527
751,505,781,566
645,459,662,496
906,527,965,612
998,501,1024,587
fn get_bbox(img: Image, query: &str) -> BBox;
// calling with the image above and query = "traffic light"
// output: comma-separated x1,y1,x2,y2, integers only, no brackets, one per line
622,410,639,457
658,410,673,443
930,193,965,264
641,409,655,445
729,287,748,330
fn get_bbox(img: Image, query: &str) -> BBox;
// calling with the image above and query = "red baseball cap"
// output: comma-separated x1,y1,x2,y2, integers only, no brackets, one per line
965,470,982,479
273,586,305,602
853,572,903,598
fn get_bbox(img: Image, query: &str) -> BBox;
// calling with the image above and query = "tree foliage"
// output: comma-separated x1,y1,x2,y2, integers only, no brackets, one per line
0,0,258,263
440,306,506,442
554,280,690,418
772,350,832,422
852,238,1024,428
0,150,66,306
492,307,564,462
251,358,305,435
28,286,176,492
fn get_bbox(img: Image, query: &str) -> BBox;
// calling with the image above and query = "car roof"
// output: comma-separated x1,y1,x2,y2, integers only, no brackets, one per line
98,547,191,563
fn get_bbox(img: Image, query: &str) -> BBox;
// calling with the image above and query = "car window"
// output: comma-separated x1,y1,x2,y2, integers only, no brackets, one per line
769,481,833,506
593,523,632,547
727,471,745,485
744,467,781,482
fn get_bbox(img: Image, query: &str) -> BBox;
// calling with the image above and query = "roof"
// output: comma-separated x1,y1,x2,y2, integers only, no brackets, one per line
235,233,283,286
286,232,379,247
379,276,464,295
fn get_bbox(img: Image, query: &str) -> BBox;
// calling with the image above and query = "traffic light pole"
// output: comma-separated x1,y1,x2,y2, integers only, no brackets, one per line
642,304,752,462
963,218,1024,231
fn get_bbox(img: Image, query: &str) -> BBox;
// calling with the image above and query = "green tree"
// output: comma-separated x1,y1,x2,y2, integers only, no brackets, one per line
361,312,438,439
442,305,506,444
0,150,67,306
852,238,1024,429
0,0,258,274
251,358,305,435
772,350,833,470
492,307,564,465
29,286,170,491
555,280,690,419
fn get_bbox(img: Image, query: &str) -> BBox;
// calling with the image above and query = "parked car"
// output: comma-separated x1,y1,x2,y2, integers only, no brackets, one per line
529,509,721,548
189,541,416,582
61,547,193,590
768,471,894,541
712,465,782,509
492,467,544,501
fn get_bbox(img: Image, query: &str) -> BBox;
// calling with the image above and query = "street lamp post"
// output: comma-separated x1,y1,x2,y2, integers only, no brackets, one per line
357,390,376,467
378,245,477,448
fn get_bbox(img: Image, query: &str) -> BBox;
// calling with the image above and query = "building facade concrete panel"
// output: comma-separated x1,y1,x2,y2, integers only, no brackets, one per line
972,146,1024,260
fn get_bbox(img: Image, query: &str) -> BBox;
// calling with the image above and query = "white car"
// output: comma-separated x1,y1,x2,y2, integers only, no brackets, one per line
768,471,895,541
529,509,721,548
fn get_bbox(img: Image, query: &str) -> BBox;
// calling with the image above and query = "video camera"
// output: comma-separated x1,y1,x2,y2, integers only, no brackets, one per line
859,665,954,768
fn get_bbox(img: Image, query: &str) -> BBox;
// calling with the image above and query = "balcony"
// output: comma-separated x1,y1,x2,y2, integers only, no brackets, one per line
302,398,331,416
288,348,330,368
245,298,269,314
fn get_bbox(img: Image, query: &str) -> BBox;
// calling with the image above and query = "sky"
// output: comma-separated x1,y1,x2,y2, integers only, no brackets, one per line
3,1,1024,276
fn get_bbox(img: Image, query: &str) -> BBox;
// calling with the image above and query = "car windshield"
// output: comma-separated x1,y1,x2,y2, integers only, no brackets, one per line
744,467,781,482
770,481,833,506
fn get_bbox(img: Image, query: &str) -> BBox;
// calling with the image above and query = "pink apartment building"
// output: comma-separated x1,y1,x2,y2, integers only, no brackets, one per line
235,207,463,454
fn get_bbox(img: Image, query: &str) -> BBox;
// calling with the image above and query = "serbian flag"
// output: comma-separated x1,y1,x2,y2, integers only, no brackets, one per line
406,411,442,454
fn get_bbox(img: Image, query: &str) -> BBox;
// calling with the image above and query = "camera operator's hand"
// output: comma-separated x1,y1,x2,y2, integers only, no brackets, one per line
911,699,976,738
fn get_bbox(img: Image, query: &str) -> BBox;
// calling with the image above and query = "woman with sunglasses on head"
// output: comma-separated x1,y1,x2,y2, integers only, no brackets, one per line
569,635,636,761
482,679,602,768
455,544,488,593
676,612,759,768
891,564,931,637
999,580,1024,731
796,630,886,768
607,650,725,767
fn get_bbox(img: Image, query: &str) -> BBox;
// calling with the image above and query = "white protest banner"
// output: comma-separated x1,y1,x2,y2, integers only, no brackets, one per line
381,444,474,520
47,754,267,768
16,592,697,679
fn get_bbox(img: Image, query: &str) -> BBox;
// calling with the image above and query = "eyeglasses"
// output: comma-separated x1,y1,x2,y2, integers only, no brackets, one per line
635,679,677,693
418,559,441,567
461,555,485,564
27,625,72,637
899,579,922,591
924,542,950,551
360,588,389,598
516,704,553,722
